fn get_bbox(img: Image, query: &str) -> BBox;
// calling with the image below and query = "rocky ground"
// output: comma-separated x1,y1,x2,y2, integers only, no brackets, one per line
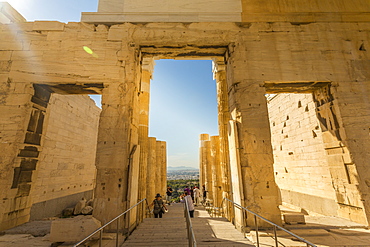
0,219,54,247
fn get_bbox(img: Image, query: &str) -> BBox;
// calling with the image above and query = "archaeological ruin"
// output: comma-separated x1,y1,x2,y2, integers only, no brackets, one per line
0,0,369,242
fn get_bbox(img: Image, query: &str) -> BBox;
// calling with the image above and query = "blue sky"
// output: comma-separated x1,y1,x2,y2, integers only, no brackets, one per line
6,0,219,168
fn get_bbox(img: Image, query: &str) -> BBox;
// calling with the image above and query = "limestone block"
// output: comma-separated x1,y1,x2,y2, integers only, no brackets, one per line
283,214,306,224
49,215,101,242
33,21,64,31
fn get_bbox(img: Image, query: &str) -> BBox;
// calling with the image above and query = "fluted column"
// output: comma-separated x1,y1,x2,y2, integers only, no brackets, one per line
210,136,222,208
160,141,167,197
138,58,153,219
213,60,232,220
155,140,163,196
199,134,209,198
147,137,157,201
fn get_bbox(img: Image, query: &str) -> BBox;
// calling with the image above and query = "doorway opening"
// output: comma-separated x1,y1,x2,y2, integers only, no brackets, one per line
267,93,337,217
149,59,218,201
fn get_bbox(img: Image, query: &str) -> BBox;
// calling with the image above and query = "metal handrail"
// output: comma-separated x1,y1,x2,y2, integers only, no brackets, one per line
73,198,151,247
221,198,317,247
184,197,197,247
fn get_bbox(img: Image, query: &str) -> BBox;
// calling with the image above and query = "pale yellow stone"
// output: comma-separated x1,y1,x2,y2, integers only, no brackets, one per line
49,215,101,242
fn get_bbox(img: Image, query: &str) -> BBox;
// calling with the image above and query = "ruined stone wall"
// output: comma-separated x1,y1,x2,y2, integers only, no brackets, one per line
30,94,100,220
240,0,370,22
268,93,338,215
1,15,369,228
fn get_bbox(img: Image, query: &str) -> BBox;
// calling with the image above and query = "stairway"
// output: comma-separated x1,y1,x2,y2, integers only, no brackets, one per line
192,206,255,246
122,203,188,246
122,203,255,247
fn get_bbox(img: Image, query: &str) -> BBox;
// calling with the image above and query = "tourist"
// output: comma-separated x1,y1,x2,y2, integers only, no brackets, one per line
190,186,195,201
150,193,167,218
202,184,207,204
184,185,190,195
166,186,173,205
193,186,201,206
181,193,195,218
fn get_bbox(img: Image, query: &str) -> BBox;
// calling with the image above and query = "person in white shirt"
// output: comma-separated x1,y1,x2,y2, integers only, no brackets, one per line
181,193,195,217
193,186,201,206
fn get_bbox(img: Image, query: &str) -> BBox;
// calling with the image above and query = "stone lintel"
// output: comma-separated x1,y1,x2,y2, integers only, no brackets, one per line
81,12,242,24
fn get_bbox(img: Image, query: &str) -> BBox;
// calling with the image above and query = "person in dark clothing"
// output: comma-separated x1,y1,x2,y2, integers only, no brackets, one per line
150,193,167,218
202,184,207,204
166,186,173,205
190,186,194,201
184,186,190,195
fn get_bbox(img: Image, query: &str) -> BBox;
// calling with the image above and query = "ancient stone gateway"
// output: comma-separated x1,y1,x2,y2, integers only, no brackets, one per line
0,0,370,233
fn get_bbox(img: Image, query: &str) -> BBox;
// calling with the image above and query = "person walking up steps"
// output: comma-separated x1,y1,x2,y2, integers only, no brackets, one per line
150,193,167,218
193,186,201,206
166,186,173,205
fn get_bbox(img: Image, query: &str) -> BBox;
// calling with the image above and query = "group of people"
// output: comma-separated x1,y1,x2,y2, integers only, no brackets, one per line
183,185,206,206
151,184,207,219
180,184,207,218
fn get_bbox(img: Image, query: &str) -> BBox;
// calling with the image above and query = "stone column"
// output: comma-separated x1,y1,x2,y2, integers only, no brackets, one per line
226,43,281,227
146,137,157,201
155,140,163,196
93,45,141,226
160,141,167,197
210,136,222,208
138,58,153,214
205,140,213,203
199,134,210,200
213,60,232,219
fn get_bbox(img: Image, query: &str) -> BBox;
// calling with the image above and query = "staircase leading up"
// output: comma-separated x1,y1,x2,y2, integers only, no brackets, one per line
192,206,255,246
122,203,255,247
122,203,188,246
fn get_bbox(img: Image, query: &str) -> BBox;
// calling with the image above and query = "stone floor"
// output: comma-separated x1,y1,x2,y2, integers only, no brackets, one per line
246,206,370,247
192,205,255,246
1,204,370,247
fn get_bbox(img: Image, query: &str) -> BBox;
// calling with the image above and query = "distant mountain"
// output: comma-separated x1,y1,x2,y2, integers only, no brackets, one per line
167,166,199,171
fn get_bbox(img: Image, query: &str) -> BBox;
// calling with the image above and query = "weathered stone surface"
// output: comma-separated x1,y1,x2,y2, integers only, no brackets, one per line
1,0,370,235
74,198,87,215
49,215,101,242
81,206,93,215
283,214,306,224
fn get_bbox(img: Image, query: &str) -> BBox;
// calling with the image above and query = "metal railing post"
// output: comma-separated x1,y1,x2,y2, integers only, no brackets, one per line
184,197,197,247
273,225,278,247
116,219,119,247
254,215,259,247
221,198,316,247
99,230,102,247
73,198,152,247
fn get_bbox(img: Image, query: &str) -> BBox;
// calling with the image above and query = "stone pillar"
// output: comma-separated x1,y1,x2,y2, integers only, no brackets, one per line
205,140,213,203
213,60,232,219
155,140,163,196
138,58,153,213
146,137,157,201
199,134,210,201
160,141,167,198
93,45,141,226
226,43,281,227
210,136,222,208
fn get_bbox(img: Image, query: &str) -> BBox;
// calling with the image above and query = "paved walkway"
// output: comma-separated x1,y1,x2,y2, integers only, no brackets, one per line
192,206,255,246
123,203,255,247
2,203,370,247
